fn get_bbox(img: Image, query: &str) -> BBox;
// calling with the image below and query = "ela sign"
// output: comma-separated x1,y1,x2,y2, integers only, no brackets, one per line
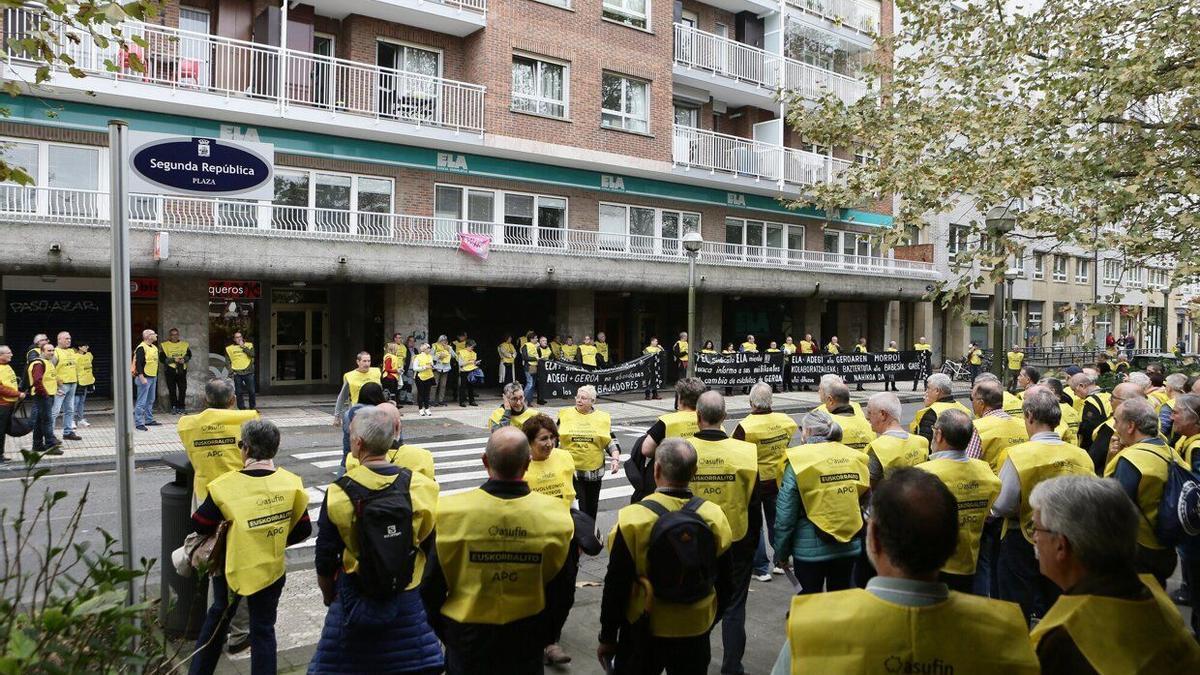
127,131,275,200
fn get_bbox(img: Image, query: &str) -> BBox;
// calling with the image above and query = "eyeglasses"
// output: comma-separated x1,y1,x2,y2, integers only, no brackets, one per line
1030,526,1057,538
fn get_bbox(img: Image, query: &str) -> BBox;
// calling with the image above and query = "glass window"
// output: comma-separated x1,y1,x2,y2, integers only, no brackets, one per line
357,177,392,213
512,55,567,118
601,72,649,133
600,203,627,250
48,145,99,216
273,170,309,230
823,231,839,253
504,193,535,244
673,103,699,128
434,185,463,240
1102,259,1121,285
1075,258,1090,284
726,218,744,248
467,189,494,223
537,196,566,248
0,141,39,213
603,0,648,29
1033,253,1045,280
1052,255,1068,282
314,173,352,232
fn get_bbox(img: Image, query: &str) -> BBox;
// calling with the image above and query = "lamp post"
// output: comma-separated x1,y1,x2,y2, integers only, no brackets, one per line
1004,268,1020,351
683,231,704,379
985,205,1018,378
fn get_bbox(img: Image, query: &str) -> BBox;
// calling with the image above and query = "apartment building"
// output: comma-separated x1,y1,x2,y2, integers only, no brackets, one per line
0,0,932,401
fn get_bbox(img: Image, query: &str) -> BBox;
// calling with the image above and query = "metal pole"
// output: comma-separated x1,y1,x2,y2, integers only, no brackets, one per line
278,0,289,112
687,252,697,379
1006,279,1015,352
991,279,1005,378
108,120,137,605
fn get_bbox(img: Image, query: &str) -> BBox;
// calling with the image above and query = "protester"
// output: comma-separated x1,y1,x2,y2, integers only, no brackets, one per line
1159,372,1187,439
433,335,453,406
919,409,1002,593
1170,394,1200,636
992,386,1093,624
966,377,1029,474
0,345,26,463
189,419,310,675
523,335,552,406
1087,382,1144,475
47,331,81,441
422,427,574,674
161,327,192,414
336,382,387,464
1029,475,1200,671
455,339,480,407
498,334,517,386
226,331,256,410
732,383,800,583
381,341,402,403
864,391,929,487
595,331,610,368
1006,344,1024,392
825,336,840,355
814,374,864,419
598,438,733,674
412,343,435,417
557,385,619,519
24,333,48,369
741,335,757,352
643,337,663,399
178,378,260,504
883,340,900,392
909,373,972,444
687,390,759,675
343,404,436,480
824,381,875,450
333,352,383,427
26,342,60,454
133,329,160,431
488,382,538,432
310,408,441,674
772,468,1038,674
774,410,869,594
1070,371,1111,457
579,335,599,371
966,341,983,383
1041,377,1081,446
73,341,93,428
631,377,705,502
797,334,815,391
672,331,689,381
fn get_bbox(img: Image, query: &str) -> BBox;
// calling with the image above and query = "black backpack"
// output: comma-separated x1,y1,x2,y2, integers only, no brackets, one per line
334,469,416,600
637,498,717,604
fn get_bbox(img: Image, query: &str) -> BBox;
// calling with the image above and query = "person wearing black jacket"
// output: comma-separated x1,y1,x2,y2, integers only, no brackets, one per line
1085,382,1141,475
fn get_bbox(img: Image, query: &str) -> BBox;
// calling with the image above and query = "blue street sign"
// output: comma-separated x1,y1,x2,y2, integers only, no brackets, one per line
127,132,275,199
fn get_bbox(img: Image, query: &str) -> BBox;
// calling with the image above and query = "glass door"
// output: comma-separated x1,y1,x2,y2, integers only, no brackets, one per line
312,33,335,108
271,302,329,386
377,41,441,123
179,8,211,89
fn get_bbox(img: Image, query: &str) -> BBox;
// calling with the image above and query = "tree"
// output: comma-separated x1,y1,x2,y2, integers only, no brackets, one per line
0,0,161,183
784,0,1200,306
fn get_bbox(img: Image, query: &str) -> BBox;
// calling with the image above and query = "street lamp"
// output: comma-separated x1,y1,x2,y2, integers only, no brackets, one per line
1004,267,1020,350
683,231,704,378
985,205,1018,377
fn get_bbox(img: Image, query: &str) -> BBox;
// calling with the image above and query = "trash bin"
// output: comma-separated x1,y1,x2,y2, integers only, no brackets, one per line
161,452,207,639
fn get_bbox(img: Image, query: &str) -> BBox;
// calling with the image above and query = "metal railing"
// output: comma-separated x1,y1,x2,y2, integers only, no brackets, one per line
2,8,486,134
785,0,879,34
673,125,850,188
433,0,487,14
0,186,937,278
782,57,867,104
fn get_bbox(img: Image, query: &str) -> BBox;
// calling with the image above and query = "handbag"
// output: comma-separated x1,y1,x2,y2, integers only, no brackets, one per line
178,520,231,578
5,401,32,438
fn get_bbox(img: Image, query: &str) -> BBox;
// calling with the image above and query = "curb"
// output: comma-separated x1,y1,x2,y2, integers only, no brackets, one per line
0,451,175,477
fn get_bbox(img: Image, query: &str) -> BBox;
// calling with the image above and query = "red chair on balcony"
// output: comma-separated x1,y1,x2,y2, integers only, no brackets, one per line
178,57,201,87
119,43,146,80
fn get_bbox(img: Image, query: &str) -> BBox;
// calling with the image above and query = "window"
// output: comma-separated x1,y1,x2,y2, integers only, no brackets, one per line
1102,259,1121,285
1052,255,1068,282
1033,253,1045,280
1027,301,1043,343
673,102,699,128
599,203,699,254
1148,268,1168,290
0,138,102,216
1075,258,1090,285
436,184,567,247
823,229,880,258
270,169,394,235
726,217,805,262
512,55,567,119
947,224,969,256
377,40,442,122
603,0,648,29
601,72,649,133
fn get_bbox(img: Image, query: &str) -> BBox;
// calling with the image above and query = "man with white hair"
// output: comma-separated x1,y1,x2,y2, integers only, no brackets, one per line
814,373,864,419
1069,371,1111,453
1158,372,1187,439
1029,475,1200,671
909,373,971,445
733,382,799,582
864,391,929,487
1104,398,1177,585
1086,382,1145,475
132,328,160,431
912,336,932,391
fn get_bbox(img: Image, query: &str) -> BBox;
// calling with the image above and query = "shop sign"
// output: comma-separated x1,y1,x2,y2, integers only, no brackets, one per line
128,131,274,199
131,277,159,299
209,280,261,300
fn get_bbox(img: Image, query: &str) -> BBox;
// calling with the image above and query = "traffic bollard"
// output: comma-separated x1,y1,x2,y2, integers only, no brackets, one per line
161,452,207,639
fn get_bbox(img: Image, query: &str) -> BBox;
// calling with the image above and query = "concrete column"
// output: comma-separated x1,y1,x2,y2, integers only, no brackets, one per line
557,289,595,341
914,301,936,355
867,302,886,350
802,298,823,340
884,300,900,346
383,285,429,344
699,293,723,348
159,276,209,410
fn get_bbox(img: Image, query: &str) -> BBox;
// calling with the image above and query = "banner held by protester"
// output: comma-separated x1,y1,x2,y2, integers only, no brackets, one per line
788,350,929,386
538,352,663,398
693,351,785,387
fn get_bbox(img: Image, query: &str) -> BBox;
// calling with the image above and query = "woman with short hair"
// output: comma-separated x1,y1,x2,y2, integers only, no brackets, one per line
556,385,619,519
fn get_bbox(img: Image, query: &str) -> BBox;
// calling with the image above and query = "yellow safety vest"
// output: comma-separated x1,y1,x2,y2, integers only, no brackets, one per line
436,488,573,624
968,349,983,366
1007,351,1024,370
225,343,252,372
525,448,577,507
972,414,1030,474
76,351,95,386
1030,575,1200,674
788,589,1039,675
325,464,437,586
1103,441,1173,550
814,401,866,420
688,436,758,541
0,364,19,404
382,353,400,379
1148,390,1170,415
1177,434,1200,468
178,408,260,502
557,407,612,471
736,412,799,482
1057,403,1080,446
914,342,932,352
766,348,781,354
674,340,689,362
782,343,796,355
853,344,867,354
344,445,437,482
137,341,159,377
453,339,467,353
740,342,757,352
489,406,539,433
549,341,562,358
658,409,700,439
499,341,515,365
831,412,876,451
643,345,663,356
919,458,1002,574
1002,391,1024,417
414,352,435,381
1007,440,1093,542
579,344,598,367
1082,392,1113,429
908,400,973,434
826,343,840,354
343,368,382,405
799,340,815,354
1066,388,1082,414
458,348,478,372
207,468,308,596
28,358,57,396
561,344,578,361
595,341,609,362
784,442,870,542
609,493,732,637
866,432,930,473
53,346,78,383
161,340,190,371
435,343,453,365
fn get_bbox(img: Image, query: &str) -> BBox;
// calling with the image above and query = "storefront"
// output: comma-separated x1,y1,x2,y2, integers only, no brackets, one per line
208,279,260,378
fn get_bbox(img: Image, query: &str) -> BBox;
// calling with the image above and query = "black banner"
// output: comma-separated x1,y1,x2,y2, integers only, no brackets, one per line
693,352,786,387
537,352,663,399
788,351,930,385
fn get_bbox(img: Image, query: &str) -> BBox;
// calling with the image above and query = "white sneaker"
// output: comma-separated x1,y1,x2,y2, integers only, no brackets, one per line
77,420,91,428
753,573,773,583
772,566,784,575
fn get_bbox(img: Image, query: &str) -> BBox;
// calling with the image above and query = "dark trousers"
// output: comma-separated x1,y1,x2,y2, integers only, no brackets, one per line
614,629,711,675
233,373,256,410
1008,369,1021,392
574,475,602,520
997,529,1060,625
967,364,981,383
500,363,515,386
383,377,400,401
446,649,541,675
1136,544,1178,588
752,481,779,575
721,540,755,674
189,574,285,675
163,366,187,410
973,518,1002,597
457,375,476,405
30,394,54,451
0,403,11,457
1184,554,1200,638
941,572,975,594
545,545,580,645
794,556,856,595
416,378,433,409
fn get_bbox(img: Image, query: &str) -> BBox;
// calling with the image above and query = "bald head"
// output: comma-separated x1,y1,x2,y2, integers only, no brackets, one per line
827,382,851,406
485,426,531,480
1111,382,1146,409
972,378,1005,411
655,438,698,487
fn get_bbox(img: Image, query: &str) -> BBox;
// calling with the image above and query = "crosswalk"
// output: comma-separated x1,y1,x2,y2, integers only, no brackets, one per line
288,432,640,549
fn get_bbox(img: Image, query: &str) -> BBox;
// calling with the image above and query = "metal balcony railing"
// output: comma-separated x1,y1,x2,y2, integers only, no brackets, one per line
0,186,937,278
672,125,852,188
782,57,867,104
2,8,486,134
785,0,880,34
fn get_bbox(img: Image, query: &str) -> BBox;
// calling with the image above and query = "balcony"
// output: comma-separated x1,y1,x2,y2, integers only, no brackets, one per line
785,0,879,37
672,125,852,191
319,0,486,37
2,10,485,140
673,24,868,108
0,186,936,280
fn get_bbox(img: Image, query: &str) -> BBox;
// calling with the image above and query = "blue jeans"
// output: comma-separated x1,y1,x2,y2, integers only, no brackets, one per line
134,376,156,426
73,387,88,424
51,382,76,434
30,394,55,450
973,518,1002,597
523,370,535,401
189,574,284,675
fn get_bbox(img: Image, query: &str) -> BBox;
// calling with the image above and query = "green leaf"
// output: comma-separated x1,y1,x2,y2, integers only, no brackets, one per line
73,588,127,616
